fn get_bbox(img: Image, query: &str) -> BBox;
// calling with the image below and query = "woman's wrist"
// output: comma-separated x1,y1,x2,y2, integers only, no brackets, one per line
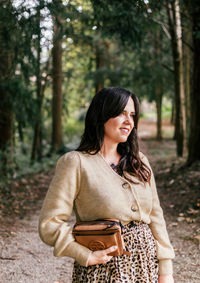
158,274,174,283
159,259,173,275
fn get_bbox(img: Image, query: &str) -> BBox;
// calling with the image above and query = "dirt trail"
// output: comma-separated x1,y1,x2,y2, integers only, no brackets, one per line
0,207,74,283
1,199,200,283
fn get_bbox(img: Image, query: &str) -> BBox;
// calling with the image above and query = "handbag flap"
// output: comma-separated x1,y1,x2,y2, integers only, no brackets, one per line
73,219,121,232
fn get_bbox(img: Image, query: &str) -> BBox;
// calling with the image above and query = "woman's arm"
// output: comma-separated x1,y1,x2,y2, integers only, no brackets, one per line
38,151,92,266
159,275,174,283
141,154,175,276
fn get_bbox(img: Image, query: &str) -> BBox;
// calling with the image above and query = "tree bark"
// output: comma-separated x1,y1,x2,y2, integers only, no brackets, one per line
51,9,63,152
182,6,192,141
0,56,13,152
0,2,15,174
31,5,42,162
155,84,163,140
171,97,176,140
170,98,175,124
18,122,26,154
153,28,163,141
185,0,200,164
167,0,187,156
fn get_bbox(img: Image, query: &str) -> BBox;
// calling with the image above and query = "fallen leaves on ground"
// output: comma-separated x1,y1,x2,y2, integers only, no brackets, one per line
154,157,200,225
0,170,54,224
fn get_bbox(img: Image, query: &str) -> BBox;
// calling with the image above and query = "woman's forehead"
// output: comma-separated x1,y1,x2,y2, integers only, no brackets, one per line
124,97,135,112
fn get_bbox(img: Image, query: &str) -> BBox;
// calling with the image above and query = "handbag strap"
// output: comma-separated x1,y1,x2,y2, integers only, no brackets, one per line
123,250,131,256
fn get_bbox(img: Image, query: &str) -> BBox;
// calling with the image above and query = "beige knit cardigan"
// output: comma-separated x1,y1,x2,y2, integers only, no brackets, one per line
39,151,175,275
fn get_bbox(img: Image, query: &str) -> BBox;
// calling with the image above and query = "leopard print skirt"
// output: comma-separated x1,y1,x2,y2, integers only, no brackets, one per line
72,221,159,283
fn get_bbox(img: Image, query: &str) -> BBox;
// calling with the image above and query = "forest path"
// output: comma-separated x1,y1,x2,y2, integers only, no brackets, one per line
1,120,200,283
0,207,74,283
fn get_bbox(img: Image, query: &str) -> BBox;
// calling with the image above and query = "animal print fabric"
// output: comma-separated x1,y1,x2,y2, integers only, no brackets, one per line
72,221,159,283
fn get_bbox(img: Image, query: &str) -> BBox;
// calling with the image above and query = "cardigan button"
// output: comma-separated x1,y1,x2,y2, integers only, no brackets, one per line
122,182,130,189
131,205,138,212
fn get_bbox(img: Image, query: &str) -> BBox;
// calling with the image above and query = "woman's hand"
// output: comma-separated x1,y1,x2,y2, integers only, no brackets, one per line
159,275,174,283
87,245,117,266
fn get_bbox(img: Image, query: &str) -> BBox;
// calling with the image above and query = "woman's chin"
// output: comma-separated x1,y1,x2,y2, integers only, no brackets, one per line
117,137,128,143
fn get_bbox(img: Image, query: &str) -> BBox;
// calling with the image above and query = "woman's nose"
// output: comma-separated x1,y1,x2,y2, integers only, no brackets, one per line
124,115,134,126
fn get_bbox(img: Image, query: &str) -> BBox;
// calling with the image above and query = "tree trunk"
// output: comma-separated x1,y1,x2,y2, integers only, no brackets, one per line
171,98,176,140
185,0,200,164
95,41,105,93
170,98,175,124
31,5,42,162
31,119,42,161
51,10,63,152
0,83,14,174
0,76,13,153
182,6,192,142
167,0,187,157
0,3,15,174
31,63,49,161
18,122,26,154
153,28,163,141
155,85,163,140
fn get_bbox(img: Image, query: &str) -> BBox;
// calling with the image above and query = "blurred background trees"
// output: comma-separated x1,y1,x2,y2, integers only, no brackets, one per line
0,0,200,182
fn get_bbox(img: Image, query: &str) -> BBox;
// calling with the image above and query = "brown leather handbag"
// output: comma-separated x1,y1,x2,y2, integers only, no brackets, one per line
72,219,131,256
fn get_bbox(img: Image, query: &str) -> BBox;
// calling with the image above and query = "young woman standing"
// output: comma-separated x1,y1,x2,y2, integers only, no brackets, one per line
39,87,175,282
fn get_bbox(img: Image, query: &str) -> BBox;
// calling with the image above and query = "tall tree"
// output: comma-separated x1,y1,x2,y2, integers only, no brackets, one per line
182,6,192,139
31,3,43,161
51,1,63,152
0,1,17,174
166,0,187,156
153,28,163,140
184,0,200,164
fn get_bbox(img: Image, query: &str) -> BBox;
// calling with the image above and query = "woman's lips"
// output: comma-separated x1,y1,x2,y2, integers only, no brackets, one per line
120,127,130,134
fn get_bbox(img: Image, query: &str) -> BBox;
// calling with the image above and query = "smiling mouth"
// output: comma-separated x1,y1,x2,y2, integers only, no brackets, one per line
120,128,130,134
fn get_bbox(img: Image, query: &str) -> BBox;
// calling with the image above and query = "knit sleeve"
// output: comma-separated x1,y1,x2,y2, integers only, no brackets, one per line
141,153,175,275
38,151,92,266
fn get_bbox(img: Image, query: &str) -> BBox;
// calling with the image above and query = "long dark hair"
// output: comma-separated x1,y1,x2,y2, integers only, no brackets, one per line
77,87,151,184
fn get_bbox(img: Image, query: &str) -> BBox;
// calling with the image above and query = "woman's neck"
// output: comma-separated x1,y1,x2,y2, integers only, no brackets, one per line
100,142,120,165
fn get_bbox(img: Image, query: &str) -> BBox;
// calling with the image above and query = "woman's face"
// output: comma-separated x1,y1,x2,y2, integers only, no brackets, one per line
103,97,135,145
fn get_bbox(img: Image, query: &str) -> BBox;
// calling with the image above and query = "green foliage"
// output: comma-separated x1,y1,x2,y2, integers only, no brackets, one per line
64,116,84,148
162,99,172,119
0,1,18,51
0,76,37,125
91,0,149,45
0,0,178,183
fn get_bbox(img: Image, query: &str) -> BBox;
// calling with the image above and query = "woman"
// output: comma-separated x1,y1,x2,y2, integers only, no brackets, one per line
39,87,175,283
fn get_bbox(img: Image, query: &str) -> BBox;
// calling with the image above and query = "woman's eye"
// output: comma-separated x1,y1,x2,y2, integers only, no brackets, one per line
120,112,125,116
120,111,135,119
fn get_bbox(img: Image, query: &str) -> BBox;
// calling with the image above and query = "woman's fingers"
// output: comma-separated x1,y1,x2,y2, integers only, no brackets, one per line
87,245,118,265
96,245,117,260
102,245,117,255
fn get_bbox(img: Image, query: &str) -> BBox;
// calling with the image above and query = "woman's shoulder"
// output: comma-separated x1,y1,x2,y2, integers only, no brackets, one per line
139,151,151,166
58,150,92,164
56,151,82,167
59,150,79,160
139,151,147,160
